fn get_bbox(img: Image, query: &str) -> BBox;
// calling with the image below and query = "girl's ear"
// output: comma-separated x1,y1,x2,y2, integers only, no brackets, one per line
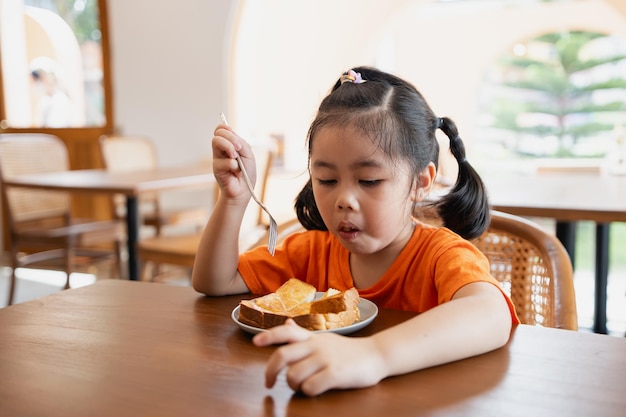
411,162,437,202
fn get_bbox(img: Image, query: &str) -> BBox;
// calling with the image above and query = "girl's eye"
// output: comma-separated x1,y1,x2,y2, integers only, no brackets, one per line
317,179,337,186
360,180,381,187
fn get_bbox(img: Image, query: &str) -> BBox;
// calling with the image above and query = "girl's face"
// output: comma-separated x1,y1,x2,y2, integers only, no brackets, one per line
310,124,420,256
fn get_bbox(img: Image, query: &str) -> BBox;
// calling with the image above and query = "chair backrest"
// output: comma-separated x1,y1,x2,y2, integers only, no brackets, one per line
99,135,158,172
472,210,577,330
0,134,71,227
99,135,160,217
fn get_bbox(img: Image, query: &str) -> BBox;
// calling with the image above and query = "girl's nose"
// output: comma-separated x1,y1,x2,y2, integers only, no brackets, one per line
336,187,359,211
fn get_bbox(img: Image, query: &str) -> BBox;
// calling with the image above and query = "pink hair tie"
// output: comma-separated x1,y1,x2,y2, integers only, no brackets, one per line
340,69,366,84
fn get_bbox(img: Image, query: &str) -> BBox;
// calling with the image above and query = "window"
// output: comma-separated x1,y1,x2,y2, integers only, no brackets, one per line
0,0,109,129
474,30,626,169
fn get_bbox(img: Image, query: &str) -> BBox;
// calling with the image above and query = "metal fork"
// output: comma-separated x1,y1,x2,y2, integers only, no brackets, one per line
220,113,277,255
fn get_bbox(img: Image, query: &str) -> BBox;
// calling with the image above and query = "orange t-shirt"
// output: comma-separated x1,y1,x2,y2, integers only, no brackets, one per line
238,224,519,323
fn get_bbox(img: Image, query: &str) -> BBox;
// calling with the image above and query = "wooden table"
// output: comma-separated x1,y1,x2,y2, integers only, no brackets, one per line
483,171,626,334
0,280,624,417
3,167,214,281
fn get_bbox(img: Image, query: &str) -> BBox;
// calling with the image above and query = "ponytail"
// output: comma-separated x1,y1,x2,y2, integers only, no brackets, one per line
433,117,490,240
294,179,327,231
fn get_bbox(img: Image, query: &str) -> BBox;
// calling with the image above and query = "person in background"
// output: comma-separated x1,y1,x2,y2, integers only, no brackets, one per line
30,56,72,128
193,66,519,396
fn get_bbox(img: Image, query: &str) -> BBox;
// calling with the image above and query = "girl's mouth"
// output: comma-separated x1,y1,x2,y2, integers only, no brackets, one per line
337,224,360,241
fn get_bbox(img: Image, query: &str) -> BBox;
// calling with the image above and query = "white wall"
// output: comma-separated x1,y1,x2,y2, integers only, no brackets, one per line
107,0,235,167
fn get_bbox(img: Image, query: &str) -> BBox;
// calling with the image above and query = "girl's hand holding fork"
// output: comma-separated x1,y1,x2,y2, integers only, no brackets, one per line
190,123,257,296
212,123,258,205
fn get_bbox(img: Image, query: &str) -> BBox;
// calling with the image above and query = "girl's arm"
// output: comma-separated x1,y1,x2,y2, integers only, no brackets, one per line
191,124,253,296
253,281,512,396
368,282,511,374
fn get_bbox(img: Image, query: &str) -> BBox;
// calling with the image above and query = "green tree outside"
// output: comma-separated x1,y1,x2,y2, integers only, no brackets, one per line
486,31,626,158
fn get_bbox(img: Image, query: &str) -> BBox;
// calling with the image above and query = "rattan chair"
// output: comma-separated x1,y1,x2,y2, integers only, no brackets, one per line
99,135,211,236
472,210,577,330
0,133,124,305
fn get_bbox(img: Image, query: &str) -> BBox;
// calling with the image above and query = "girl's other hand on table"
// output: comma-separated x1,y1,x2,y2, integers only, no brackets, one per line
253,319,387,396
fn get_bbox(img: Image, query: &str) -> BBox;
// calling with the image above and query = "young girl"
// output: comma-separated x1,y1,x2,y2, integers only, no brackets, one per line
192,66,519,396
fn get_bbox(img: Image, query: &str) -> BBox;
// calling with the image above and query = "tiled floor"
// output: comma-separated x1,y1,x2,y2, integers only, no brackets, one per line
1,262,624,337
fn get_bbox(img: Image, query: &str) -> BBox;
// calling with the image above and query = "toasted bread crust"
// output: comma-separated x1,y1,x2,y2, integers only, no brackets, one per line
238,300,290,328
238,280,360,331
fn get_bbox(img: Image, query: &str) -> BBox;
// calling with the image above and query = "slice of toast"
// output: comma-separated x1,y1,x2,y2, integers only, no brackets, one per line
252,278,315,312
238,279,360,331
275,277,317,310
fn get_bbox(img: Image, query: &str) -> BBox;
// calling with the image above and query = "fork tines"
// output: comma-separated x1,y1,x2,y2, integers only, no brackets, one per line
267,218,278,256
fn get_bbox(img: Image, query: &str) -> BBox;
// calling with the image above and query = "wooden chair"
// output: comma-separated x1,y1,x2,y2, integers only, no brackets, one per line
99,135,211,236
0,133,124,305
252,211,578,330
137,140,277,281
137,233,200,281
472,210,577,330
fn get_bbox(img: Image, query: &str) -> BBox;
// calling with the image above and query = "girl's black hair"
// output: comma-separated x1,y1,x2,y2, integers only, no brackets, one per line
294,66,490,240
